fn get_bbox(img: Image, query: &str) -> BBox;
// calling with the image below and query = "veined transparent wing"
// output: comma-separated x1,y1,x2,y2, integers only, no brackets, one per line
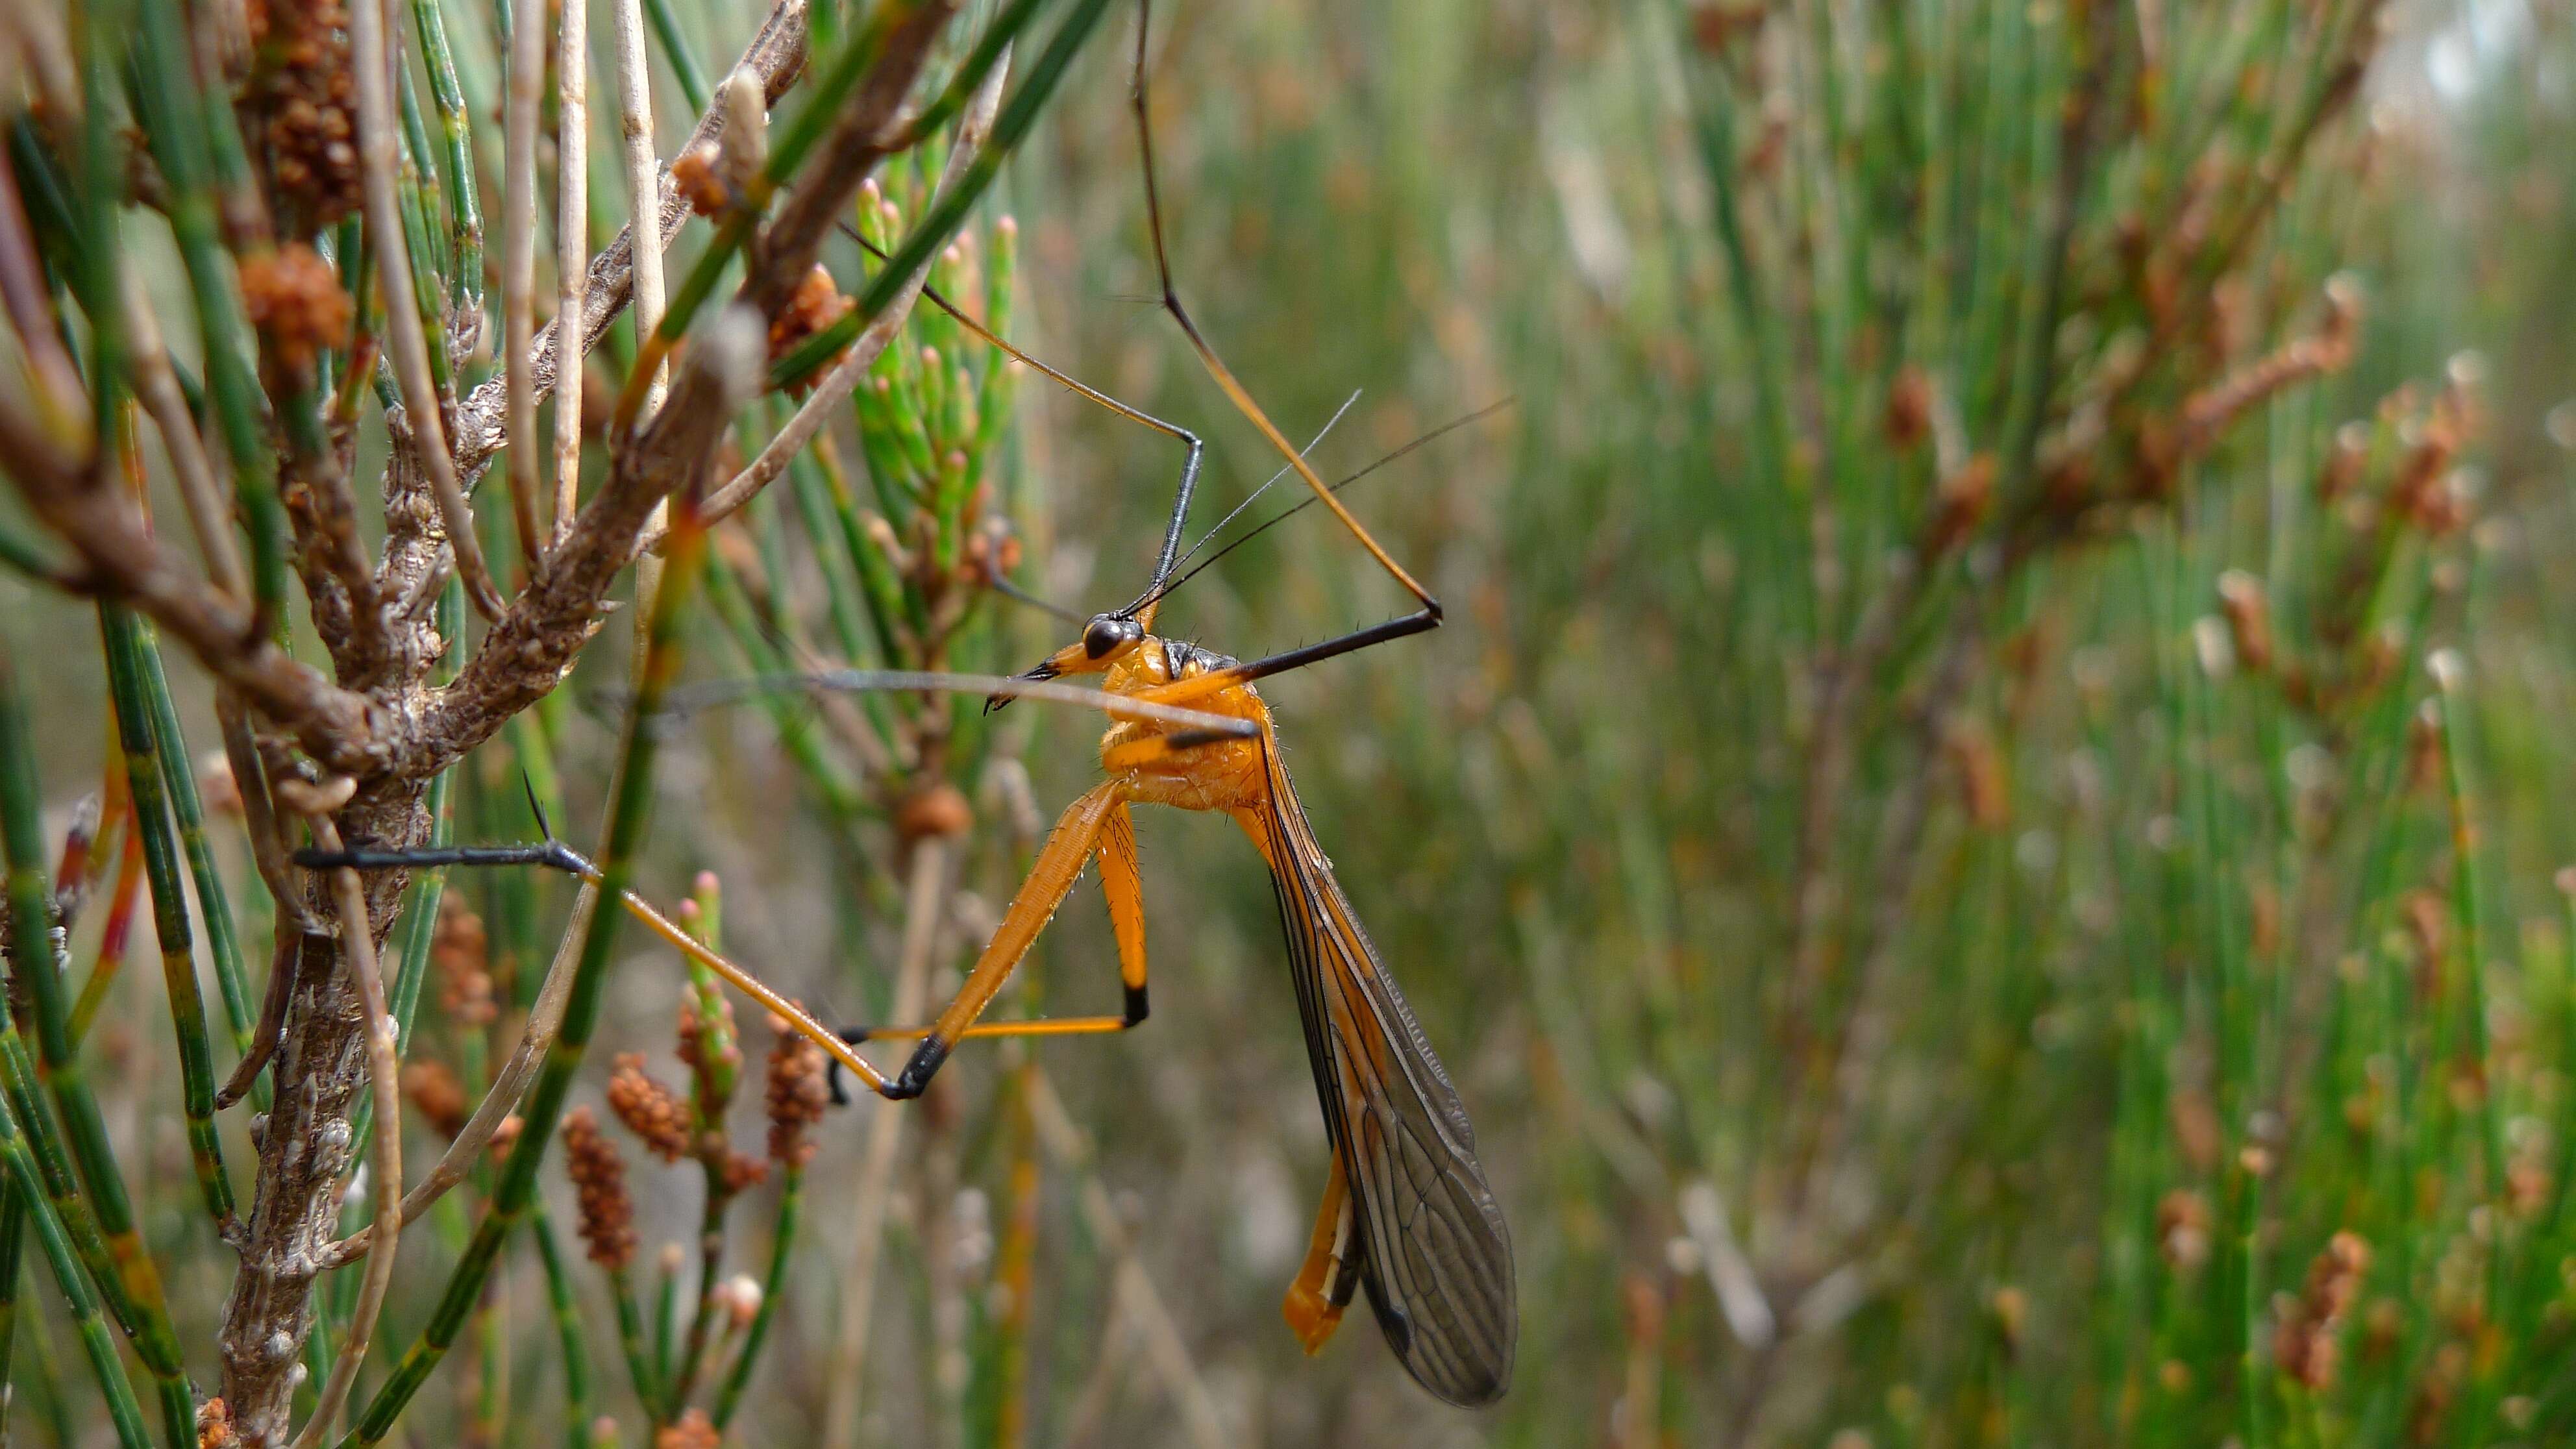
1255,736,1517,1406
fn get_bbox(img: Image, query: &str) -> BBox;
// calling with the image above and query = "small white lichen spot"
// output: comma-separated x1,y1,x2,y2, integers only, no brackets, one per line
2429,647,2465,693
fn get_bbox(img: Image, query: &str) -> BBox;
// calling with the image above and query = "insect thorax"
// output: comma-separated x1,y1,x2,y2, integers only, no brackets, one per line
1097,636,1269,810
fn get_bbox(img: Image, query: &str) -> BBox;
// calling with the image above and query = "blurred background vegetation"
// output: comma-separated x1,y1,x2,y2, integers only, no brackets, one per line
8,0,2576,1443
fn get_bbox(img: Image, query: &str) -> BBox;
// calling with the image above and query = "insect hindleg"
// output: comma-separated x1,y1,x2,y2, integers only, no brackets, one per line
1125,0,1441,623
1282,1148,1360,1354
876,782,1124,1098
837,797,1154,1061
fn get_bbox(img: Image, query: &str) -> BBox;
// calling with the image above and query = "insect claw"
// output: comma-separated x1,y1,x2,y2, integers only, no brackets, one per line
984,660,1060,714
521,771,554,843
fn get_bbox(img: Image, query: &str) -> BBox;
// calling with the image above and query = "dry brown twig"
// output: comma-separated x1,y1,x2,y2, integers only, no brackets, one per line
316,886,589,1269
551,0,591,549
612,0,670,423
612,0,675,667
417,0,959,767
499,0,547,573
286,817,404,1449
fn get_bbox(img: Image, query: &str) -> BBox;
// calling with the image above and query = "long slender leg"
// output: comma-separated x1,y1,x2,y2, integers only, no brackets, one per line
298,838,902,1098
1282,1148,1358,1353
1125,611,1443,712
848,234,1381,617
1126,0,1441,626
660,668,1255,741
839,225,1202,619
837,799,1153,1049
881,782,1126,1098
1096,799,1150,1025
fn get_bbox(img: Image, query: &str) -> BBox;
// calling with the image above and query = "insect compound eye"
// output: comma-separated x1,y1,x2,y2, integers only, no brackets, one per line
1083,615,1137,660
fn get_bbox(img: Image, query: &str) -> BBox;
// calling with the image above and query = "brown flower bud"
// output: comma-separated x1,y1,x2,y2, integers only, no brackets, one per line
2407,700,2444,796
435,898,496,1028
197,1396,238,1449
721,1149,770,1194
896,783,973,843
1990,1285,2027,1351
2156,1188,2211,1270
401,1059,469,1139
1686,2,1764,56
239,244,353,371
1940,717,2008,828
1924,454,1995,556
2216,571,2273,675
2318,421,2369,503
606,1053,693,1162
251,0,362,229
677,989,743,1117
764,1016,830,1169
671,143,728,216
767,265,856,393
563,1107,636,1270
2273,1231,2370,1388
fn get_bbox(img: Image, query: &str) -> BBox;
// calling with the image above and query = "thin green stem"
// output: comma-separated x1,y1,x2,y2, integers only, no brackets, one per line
0,1099,151,1449
652,1249,680,1398
127,0,291,620
97,608,235,1231
533,1211,594,1449
0,1178,25,1439
711,1163,802,1428
411,0,486,321
138,639,257,1058
642,0,713,114
663,1170,732,1417
613,1267,660,1417
0,519,75,585
0,638,193,1449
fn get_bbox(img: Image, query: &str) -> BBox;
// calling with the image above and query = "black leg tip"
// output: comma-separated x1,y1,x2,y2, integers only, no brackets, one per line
887,1036,950,1100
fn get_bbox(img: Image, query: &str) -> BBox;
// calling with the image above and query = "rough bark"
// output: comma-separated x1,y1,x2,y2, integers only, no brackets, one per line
199,5,974,1436
212,781,427,1446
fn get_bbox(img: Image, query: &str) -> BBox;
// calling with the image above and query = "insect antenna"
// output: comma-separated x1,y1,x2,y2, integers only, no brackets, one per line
986,573,1085,625
835,223,1202,615
1137,398,1514,613
1159,388,1361,578
837,223,1357,621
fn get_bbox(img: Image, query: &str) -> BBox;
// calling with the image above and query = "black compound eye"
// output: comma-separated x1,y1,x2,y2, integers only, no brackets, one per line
1083,615,1136,659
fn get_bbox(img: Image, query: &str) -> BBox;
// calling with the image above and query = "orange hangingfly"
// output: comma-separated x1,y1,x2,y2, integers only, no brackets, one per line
811,3,1517,1402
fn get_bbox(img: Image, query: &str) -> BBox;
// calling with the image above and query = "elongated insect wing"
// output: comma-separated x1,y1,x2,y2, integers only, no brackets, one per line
1256,739,1517,1406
